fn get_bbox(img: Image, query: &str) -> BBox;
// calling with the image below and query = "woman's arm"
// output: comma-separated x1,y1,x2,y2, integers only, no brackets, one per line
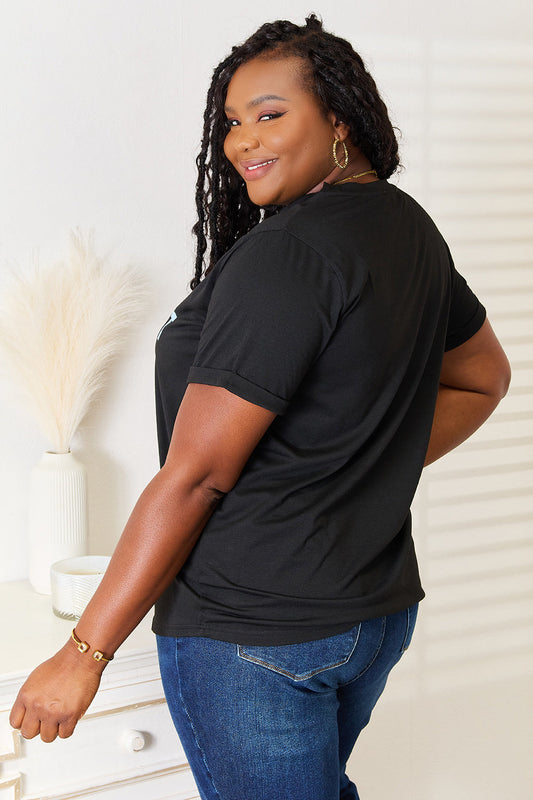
9,383,276,742
424,318,511,466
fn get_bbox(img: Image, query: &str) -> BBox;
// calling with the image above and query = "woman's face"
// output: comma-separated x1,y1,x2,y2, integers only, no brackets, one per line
223,56,345,206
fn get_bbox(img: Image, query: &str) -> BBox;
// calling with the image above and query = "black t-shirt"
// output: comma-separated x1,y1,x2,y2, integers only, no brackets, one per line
152,180,486,646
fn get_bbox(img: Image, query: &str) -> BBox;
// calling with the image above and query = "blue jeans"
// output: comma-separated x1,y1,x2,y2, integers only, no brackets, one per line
157,604,418,800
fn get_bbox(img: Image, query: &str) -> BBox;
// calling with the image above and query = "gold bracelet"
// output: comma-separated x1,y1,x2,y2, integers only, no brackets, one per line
71,628,114,663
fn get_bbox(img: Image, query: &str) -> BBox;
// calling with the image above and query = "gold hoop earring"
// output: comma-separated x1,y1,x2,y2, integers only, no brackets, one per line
332,138,349,169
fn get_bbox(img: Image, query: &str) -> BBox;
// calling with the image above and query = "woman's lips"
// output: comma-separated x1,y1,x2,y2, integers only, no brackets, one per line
242,158,278,181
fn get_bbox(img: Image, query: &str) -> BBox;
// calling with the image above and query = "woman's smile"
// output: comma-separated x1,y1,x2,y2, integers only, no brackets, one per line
241,157,279,180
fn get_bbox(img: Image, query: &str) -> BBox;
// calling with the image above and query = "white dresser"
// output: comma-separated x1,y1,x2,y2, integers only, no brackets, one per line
0,582,200,800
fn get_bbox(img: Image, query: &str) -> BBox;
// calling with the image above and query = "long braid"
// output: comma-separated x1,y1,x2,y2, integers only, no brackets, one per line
190,14,400,289
191,72,218,289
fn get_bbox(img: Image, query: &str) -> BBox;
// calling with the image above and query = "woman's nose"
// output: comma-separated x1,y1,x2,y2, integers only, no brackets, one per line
234,125,260,153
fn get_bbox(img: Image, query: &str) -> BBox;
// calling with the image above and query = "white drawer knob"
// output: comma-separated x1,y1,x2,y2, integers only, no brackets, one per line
121,729,146,752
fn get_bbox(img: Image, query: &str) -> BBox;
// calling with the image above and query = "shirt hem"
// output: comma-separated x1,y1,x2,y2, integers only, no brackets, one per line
152,589,425,647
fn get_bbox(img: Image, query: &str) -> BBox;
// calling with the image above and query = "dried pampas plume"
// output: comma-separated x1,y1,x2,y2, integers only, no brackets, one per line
0,230,148,453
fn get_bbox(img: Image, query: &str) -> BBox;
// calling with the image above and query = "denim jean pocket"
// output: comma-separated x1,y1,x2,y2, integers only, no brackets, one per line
237,625,361,681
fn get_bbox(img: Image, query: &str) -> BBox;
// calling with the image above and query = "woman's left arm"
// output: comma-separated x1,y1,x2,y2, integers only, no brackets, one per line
424,319,511,466
9,383,276,742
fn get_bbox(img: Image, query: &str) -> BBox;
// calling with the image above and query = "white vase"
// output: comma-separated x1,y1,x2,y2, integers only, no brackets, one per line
28,451,88,594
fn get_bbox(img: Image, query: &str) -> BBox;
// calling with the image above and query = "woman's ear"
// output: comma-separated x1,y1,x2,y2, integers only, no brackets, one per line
328,112,350,141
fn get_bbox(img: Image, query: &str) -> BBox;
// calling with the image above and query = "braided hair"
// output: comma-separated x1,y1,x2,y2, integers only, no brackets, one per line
191,14,400,289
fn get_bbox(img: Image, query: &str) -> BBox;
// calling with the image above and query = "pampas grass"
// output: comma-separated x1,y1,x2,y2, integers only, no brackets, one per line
0,230,148,453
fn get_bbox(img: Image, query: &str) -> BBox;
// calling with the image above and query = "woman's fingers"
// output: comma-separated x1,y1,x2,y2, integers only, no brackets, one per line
18,712,42,741
12,697,84,742
8,698,25,731
9,644,103,742
12,704,78,743
11,696,63,742
38,720,62,743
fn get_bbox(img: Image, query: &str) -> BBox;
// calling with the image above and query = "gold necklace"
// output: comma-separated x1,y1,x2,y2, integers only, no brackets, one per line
333,169,378,185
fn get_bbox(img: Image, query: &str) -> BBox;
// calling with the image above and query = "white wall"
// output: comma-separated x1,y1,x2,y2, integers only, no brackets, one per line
0,1,532,798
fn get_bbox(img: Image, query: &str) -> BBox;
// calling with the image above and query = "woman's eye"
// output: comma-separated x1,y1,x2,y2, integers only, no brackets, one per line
224,112,284,130
259,112,283,122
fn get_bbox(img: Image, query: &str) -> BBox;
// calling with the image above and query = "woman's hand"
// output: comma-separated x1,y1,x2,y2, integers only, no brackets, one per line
9,642,105,742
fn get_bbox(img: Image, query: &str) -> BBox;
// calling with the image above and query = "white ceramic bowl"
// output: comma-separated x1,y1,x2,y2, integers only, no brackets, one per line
50,555,111,620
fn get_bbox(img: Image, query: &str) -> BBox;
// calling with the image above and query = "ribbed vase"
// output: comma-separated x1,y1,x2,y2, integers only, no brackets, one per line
28,451,88,594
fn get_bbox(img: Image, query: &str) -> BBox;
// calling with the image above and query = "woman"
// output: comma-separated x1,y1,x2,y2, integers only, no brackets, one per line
10,15,510,800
